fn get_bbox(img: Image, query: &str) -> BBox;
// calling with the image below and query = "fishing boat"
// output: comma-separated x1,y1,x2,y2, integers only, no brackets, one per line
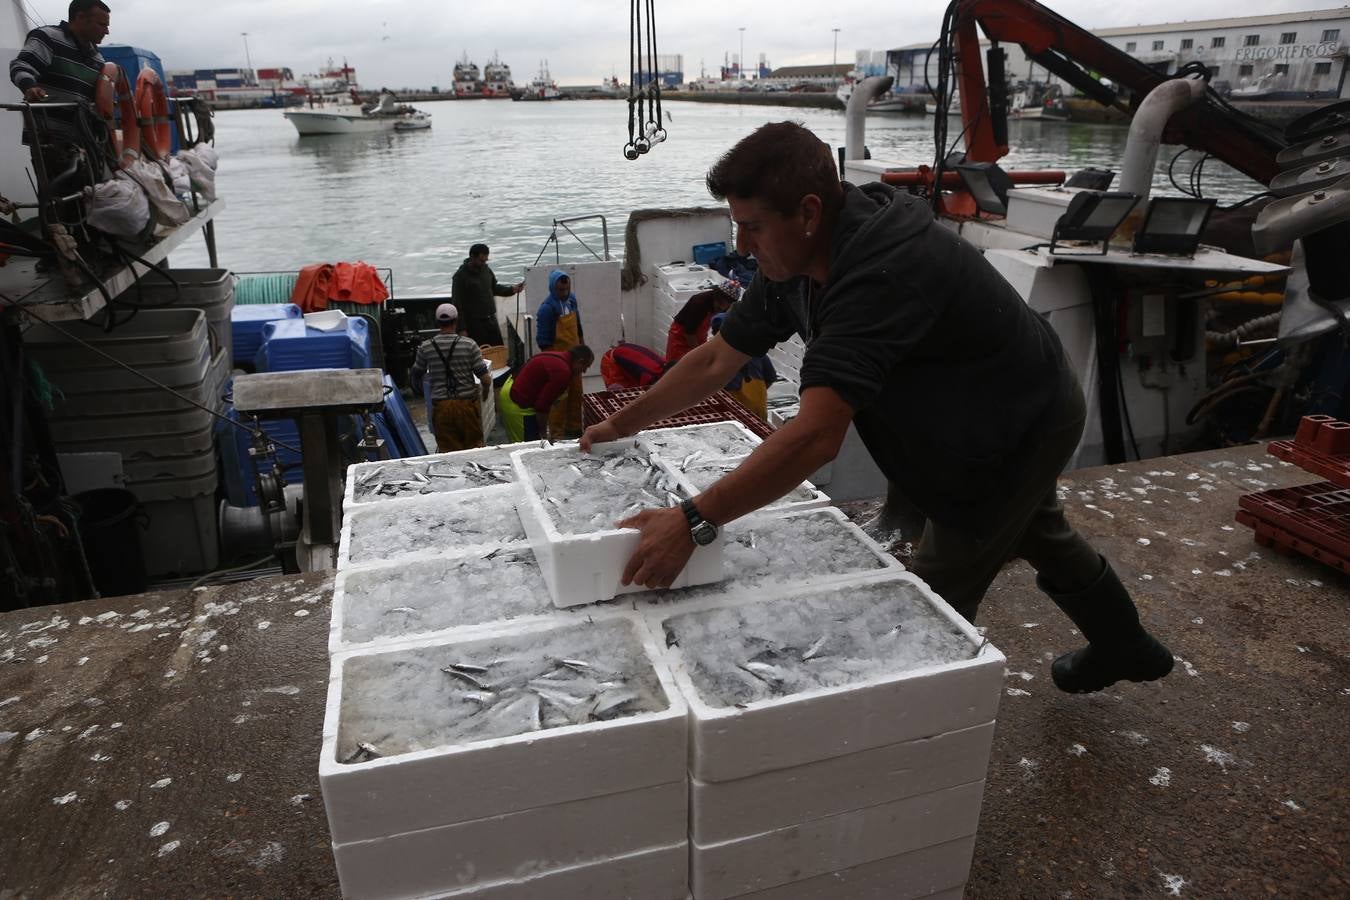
482,53,514,98
453,53,482,98
284,90,430,135
836,81,912,113
516,61,562,101
1010,81,1069,120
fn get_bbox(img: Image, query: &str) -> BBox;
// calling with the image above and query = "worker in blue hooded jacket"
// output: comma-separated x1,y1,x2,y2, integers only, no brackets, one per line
536,269,586,436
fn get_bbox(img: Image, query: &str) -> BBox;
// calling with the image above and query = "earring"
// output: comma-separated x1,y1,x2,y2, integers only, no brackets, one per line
805,231,812,238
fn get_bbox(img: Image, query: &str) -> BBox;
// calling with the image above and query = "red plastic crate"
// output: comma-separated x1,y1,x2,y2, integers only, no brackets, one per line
583,388,776,439
1235,509,1350,575
1235,480,1350,573
1267,415,1350,488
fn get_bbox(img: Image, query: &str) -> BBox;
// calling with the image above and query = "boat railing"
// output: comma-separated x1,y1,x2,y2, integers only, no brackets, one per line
531,214,612,266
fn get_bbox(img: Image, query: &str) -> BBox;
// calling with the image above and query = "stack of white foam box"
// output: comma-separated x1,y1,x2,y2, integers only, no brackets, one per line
653,263,737,348
646,572,1005,900
320,615,690,900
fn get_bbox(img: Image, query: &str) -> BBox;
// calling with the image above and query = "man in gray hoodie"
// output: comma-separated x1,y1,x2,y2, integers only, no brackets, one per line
582,121,1173,694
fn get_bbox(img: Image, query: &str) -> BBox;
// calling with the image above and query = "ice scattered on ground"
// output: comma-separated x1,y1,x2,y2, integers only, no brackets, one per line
293,610,310,618
1175,658,1200,677
77,657,89,666
1282,799,1303,811
53,792,77,805
1006,688,1031,697
78,725,99,740
347,490,527,564
1199,744,1237,772
666,580,975,709
1212,569,1233,577
226,773,242,783
1229,721,1250,733
261,686,300,696
521,445,687,536
1068,743,1087,757
1118,730,1150,745
251,841,286,867
337,619,666,763
1296,645,1309,653
115,800,131,811
1159,872,1188,895
0,732,16,744
1150,767,1172,787
164,670,176,679
0,696,18,708
90,753,111,762
638,422,760,461
1140,574,1153,581
1136,538,1151,546
289,794,312,805
340,549,552,646
151,778,172,789
24,728,43,742
1190,569,1203,576
1005,669,1035,681
1192,617,1204,625
110,722,122,729
257,622,271,631
157,840,181,857
1018,758,1040,779
350,448,518,503
149,821,170,837
1022,623,1040,629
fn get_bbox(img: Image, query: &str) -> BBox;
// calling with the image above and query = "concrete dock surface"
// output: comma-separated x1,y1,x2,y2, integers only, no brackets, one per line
0,445,1344,898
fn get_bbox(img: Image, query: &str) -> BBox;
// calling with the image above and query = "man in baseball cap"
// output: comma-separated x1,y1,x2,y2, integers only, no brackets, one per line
411,303,492,451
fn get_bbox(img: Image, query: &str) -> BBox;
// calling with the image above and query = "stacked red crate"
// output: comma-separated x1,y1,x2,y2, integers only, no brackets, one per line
582,388,775,439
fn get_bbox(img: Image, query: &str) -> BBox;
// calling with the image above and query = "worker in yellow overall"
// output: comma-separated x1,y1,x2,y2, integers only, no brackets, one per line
536,270,585,438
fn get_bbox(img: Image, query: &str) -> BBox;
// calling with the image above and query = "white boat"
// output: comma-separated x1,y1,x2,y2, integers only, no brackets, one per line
1010,82,1069,121
836,82,910,113
284,91,431,135
1231,72,1282,100
453,53,482,98
517,61,561,101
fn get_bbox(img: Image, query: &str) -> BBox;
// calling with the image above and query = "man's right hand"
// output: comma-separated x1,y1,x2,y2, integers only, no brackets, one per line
23,86,47,102
580,420,622,453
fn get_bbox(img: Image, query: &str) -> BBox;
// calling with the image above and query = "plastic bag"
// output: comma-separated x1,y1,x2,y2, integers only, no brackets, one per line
85,173,150,239
175,147,217,201
193,143,219,172
122,159,190,227
166,157,191,197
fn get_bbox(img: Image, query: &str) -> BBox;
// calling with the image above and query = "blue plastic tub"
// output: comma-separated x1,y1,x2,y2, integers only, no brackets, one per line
231,303,302,367
253,316,371,373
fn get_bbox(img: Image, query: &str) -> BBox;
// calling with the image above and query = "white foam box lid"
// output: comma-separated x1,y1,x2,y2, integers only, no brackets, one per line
344,444,520,510
331,783,687,900
319,612,688,844
337,483,526,572
328,543,567,655
691,781,985,900
510,438,724,608
653,570,1005,783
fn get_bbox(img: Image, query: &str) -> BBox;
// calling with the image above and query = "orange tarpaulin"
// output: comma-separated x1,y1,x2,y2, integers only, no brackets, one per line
290,262,389,314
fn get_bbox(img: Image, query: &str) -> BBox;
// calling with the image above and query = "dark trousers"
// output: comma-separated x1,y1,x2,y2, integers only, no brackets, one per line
911,370,1104,622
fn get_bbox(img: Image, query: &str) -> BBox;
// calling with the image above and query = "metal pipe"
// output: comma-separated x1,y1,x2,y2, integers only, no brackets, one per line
844,75,893,162
1118,73,1207,202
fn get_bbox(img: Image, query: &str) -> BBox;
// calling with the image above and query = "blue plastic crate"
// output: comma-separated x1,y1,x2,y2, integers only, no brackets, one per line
231,303,302,367
254,316,371,373
692,241,728,266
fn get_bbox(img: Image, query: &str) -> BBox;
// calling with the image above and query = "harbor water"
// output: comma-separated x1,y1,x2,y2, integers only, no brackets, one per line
177,99,1267,292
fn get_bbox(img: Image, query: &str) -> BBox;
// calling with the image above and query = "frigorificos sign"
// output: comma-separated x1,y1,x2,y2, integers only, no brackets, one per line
1234,40,1342,61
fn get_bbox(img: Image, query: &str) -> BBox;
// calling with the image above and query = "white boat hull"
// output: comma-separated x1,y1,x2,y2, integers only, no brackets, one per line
1012,106,1070,121
284,110,394,135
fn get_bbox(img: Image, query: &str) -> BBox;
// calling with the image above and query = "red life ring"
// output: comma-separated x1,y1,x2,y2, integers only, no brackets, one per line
95,61,139,165
134,67,172,160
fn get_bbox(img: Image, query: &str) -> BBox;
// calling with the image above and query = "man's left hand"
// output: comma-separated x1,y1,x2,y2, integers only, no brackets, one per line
513,282,525,294
617,506,694,589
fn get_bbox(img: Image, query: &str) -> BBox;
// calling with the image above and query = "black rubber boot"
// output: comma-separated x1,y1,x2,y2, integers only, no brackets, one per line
1038,557,1174,693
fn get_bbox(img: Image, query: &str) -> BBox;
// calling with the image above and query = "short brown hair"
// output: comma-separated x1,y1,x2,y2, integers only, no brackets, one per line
706,122,843,220
569,344,595,367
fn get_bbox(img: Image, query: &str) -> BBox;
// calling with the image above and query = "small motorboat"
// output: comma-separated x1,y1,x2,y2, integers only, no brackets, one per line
394,112,432,131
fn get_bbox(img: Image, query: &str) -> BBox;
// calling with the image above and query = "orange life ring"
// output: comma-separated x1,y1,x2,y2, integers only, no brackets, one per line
134,67,171,160
95,61,139,166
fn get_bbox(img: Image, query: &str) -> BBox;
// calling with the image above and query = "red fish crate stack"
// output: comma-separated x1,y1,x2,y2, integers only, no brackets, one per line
583,388,775,440
1235,415,1350,573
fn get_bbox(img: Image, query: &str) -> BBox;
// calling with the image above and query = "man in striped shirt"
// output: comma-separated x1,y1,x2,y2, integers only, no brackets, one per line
9,1,111,144
411,303,493,452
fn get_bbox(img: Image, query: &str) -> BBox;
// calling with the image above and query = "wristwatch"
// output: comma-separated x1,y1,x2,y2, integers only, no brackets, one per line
680,498,719,546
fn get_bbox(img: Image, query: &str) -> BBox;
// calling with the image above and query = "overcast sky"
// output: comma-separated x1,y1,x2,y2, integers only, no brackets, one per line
18,0,1333,86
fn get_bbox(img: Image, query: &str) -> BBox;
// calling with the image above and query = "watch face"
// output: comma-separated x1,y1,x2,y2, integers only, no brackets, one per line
691,520,718,546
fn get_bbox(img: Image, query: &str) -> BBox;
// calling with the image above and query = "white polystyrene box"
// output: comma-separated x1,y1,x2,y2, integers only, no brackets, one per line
510,439,724,608
319,613,687,845
689,721,995,844
433,842,688,900
656,571,1005,783
725,835,975,900
679,454,830,515
331,781,686,900
337,483,526,571
637,420,763,463
344,444,520,510
690,781,985,900
328,545,567,655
